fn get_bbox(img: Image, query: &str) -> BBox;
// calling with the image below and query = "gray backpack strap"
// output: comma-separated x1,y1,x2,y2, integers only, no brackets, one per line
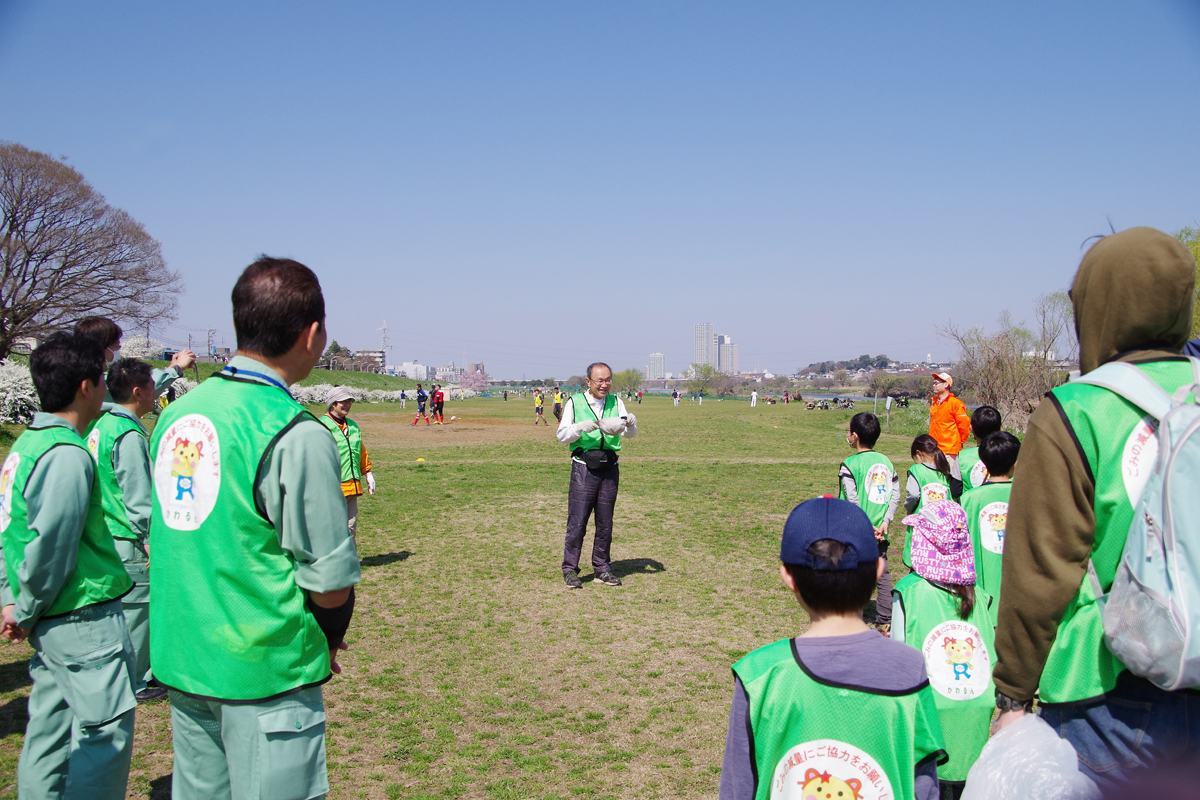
1074,362,1173,422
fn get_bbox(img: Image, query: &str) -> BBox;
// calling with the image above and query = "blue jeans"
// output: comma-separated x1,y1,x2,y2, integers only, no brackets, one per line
1041,672,1200,791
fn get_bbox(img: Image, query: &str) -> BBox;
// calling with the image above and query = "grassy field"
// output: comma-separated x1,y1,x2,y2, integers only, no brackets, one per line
0,395,928,799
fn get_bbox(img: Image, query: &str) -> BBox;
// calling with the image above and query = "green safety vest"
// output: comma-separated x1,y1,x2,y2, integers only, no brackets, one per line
838,451,895,532
733,639,946,800
893,574,995,782
570,392,622,452
1038,358,1196,703
903,464,953,568
320,414,363,484
0,423,132,619
149,372,331,701
87,410,147,544
961,481,1011,619
958,446,988,492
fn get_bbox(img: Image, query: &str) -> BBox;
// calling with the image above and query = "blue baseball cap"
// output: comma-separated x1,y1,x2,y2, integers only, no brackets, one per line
780,497,879,569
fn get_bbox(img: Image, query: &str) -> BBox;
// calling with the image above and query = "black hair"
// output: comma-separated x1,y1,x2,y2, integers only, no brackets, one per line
586,362,612,380
911,434,952,479
970,405,1002,441
950,584,976,620
784,539,878,615
980,431,1020,477
849,412,881,448
232,256,325,358
29,332,105,413
106,358,154,403
73,317,122,349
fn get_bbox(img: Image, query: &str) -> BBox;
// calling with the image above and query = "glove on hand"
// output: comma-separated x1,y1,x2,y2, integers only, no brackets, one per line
598,417,627,436
577,419,601,434
624,413,637,428
366,472,376,495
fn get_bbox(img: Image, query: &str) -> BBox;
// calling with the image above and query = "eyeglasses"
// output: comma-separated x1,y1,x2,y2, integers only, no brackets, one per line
590,378,612,384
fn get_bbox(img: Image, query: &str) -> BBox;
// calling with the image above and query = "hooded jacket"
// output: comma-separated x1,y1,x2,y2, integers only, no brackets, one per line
992,227,1195,701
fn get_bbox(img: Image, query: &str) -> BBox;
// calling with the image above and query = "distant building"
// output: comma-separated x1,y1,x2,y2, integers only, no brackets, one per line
436,363,464,382
467,362,486,374
647,353,666,380
357,349,386,368
395,362,431,380
694,323,715,369
717,336,738,375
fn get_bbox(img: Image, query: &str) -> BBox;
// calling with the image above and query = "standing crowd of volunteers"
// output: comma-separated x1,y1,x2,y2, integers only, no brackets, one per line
1,227,1197,799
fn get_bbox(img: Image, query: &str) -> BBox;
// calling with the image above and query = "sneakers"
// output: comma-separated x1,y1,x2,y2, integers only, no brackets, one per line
136,684,169,703
594,571,622,587
564,573,583,589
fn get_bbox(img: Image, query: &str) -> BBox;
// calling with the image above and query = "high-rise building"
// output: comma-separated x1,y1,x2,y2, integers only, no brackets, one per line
715,335,739,375
694,323,715,368
647,353,666,380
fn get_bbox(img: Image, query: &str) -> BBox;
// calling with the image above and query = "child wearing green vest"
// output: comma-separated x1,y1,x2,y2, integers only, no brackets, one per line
961,431,1019,616
0,332,137,800
894,499,996,799
904,434,955,568
837,412,900,635
721,497,946,800
87,358,166,702
957,406,1001,493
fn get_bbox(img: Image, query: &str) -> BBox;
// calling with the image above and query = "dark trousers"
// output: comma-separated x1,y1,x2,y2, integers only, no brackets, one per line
876,540,893,624
562,460,619,575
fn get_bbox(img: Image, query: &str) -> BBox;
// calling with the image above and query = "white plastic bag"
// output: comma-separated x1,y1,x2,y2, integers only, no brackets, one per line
961,714,1099,800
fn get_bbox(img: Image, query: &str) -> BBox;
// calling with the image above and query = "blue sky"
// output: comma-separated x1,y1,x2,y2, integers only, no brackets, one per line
2,1,1198,378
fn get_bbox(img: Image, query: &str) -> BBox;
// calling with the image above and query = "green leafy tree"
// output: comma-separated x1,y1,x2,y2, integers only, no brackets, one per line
685,363,719,395
1175,225,1200,338
612,368,644,394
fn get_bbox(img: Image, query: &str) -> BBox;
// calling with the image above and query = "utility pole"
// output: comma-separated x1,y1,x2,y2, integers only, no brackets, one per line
207,329,215,358
187,334,192,353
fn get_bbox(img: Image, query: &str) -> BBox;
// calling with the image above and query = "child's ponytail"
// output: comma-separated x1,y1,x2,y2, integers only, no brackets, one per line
951,583,976,620
911,434,953,480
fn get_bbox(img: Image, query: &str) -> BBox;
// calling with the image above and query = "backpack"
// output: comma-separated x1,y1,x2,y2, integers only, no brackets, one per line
1074,358,1200,691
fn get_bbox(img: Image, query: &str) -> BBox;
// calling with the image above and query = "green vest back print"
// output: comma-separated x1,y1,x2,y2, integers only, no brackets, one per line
903,464,952,567
958,446,988,491
0,424,131,617
961,482,1011,613
320,414,363,483
733,639,945,800
87,411,146,543
893,574,995,782
839,451,895,530
569,393,621,452
149,373,331,701
1039,358,1196,703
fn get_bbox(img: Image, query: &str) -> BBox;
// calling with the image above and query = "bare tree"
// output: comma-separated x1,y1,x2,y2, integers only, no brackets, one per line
939,298,1073,432
0,142,182,359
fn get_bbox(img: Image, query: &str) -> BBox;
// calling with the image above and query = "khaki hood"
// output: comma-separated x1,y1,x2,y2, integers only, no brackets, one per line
1072,226,1195,374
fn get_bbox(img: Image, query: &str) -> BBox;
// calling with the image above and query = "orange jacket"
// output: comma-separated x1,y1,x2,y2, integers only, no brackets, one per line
929,392,970,456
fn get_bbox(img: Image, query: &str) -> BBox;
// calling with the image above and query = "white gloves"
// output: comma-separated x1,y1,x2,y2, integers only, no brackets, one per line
577,419,601,434
598,417,627,436
366,472,376,495
624,413,637,429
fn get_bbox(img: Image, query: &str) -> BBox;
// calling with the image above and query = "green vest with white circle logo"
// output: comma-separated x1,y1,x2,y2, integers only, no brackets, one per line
733,639,945,800
570,393,622,452
839,450,895,530
903,464,953,568
1038,359,1195,704
958,446,987,491
88,410,146,544
960,481,1011,616
149,372,331,701
893,573,995,782
0,424,132,619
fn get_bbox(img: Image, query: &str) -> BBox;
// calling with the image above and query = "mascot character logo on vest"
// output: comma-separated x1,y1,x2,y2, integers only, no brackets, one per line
155,414,222,532
865,464,891,505
979,502,1007,554
969,460,988,488
771,740,892,800
921,483,948,505
170,438,202,500
922,621,990,700
0,454,17,532
86,428,101,461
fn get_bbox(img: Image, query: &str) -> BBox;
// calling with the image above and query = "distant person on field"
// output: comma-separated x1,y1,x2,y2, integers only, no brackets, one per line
720,497,946,800
993,227,1200,789
928,372,970,499
534,389,549,426
148,257,360,799
961,431,1018,618
750,389,758,407
399,389,407,409
432,384,446,424
74,316,196,406
893,499,995,799
89,358,167,702
838,412,900,635
903,434,954,569
956,406,1001,492
1,332,138,799
553,386,563,421
557,362,637,588
411,383,430,425
320,386,376,543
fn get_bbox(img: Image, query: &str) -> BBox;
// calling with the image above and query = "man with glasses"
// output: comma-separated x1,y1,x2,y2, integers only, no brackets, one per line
928,371,970,499
556,362,638,588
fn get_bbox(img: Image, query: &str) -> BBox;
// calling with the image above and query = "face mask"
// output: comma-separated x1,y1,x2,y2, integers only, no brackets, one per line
106,346,121,365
